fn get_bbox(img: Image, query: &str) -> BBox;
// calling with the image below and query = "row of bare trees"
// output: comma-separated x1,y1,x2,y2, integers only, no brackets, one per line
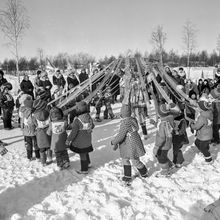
1,0,220,80
151,21,197,74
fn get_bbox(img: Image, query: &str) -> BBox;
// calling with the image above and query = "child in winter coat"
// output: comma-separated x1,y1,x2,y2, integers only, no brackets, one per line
103,86,115,119
0,82,14,129
91,89,104,122
190,100,213,163
111,103,148,184
33,99,52,166
19,94,40,161
172,114,189,168
152,102,180,176
47,107,70,170
66,101,94,174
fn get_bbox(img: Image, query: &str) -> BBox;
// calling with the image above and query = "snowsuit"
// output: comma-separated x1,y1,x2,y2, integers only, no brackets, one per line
52,74,66,89
191,110,213,162
111,104,148,181
0,92,14,129
154,115,174,170
172,115,189,165
20,106,40,160
47,119,70,169
67,113,94,172
33,109,52,165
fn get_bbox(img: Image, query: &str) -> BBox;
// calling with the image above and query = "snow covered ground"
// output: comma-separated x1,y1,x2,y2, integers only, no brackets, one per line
0,103,220,220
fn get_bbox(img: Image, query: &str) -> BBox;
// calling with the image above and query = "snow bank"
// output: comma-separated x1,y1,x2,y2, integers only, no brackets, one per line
0,103,220,220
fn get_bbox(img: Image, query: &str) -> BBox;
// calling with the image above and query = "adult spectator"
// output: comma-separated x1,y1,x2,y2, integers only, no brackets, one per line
79,69,88,83
20,74,34,99
37,72,52,101
52,69,66,89
197,79,204,97
34,70,42,97
67,71,80,90
0,70,8,115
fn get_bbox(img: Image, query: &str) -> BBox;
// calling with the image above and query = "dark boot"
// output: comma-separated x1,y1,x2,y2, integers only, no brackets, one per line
27,150,33,160
77,160,88,174
35,150,40,159
40,152,47,166
86,153,91,168
137,165,148,178
122,165,132,182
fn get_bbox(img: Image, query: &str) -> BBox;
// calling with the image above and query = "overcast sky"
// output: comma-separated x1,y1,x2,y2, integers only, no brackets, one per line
0,0,219,61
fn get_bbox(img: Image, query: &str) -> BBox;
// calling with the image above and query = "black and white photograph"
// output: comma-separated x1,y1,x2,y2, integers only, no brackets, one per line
0,0,220,219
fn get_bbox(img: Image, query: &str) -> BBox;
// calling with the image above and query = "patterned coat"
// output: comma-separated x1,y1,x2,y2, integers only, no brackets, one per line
67,113,95,153
111,117,146,159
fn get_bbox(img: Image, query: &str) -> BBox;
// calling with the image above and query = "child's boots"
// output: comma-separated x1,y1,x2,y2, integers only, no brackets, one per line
137,165,149,178
122,165,132,182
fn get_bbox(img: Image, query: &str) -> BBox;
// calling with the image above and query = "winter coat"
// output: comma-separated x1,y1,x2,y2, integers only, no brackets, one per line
67,113,94,153
111,117,146,159
47,119,68,152
37,79,52,100
212,101,220,125
52,75,66,88
0,93,14,110
20,106,36,136
155,115,174,151
79,72,88,83
33,110,51,149
20,80,34,97
191,110,213,141
67,76,80,89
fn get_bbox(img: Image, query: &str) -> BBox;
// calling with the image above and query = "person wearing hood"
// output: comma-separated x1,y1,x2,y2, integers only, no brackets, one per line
67,71,80,90
0,82,14,129
66,101,94,174
111,103,148,184
20,74,34,99
190,100,213,163
151,102,180,176
19,94,40,161
79,69,88,83
52,69,66,90
33,98,52,166
37,72,52,102
0,70,8,115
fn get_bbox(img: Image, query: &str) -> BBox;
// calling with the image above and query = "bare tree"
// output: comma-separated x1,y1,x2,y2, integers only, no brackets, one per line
0,0,29,83
151,25,167,65
182,20,197,76
216,34,220,56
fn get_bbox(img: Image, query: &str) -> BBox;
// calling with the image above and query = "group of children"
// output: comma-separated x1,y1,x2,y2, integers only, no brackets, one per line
18,92,95,173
